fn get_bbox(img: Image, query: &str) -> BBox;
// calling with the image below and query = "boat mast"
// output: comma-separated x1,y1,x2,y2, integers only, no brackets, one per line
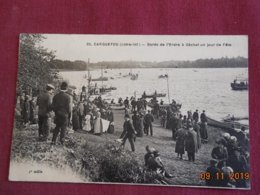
166,73,170,104
87,58,90,99
101,64,103,89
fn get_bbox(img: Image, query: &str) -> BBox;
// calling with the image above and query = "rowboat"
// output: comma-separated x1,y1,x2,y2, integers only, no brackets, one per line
92,77,108,81
109,103,125,110
231,78,248,90
142,93,166,98
158,74,168,79
223,115,248,122
147,102,182,110
207,116,249,136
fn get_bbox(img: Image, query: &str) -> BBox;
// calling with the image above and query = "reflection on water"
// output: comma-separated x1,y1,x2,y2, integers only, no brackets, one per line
60,68,248,121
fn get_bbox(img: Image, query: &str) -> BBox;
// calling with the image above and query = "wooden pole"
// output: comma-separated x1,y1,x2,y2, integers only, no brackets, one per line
166,73,170,104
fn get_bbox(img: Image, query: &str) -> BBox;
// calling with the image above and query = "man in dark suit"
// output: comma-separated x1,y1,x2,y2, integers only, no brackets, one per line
120,114,136,152
51,82,72,145
107,107,114,134
37,84,54,141
192,109,199,122
144,110,154,136
200,110,208,143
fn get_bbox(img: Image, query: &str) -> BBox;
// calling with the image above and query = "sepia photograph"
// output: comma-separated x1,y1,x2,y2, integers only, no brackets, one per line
9,34,249,189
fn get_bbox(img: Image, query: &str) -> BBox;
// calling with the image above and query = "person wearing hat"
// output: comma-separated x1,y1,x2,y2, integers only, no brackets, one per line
120,114,136,152
144,145,155,168
131,97,137,112
192,110,199,123
211,138,228,166
148,150,174,178
200,110,208,143
185,122,198,162
36,84,55,141
160,99,164,105
218,166,235,187
175,126,187,160
80,86,87,101
153,101,160,119
107,107,114,134
205,159,221,187
51,81,71,145
144,110,154,136
123,97,129,109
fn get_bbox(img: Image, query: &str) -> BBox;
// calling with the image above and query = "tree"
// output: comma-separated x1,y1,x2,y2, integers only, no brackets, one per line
17,34,57,95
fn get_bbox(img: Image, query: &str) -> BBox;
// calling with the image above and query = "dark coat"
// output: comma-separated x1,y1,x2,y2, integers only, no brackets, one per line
144,113,154,124
52,91,71,117
200,122,208,140
211,146,228,160
200,113,208,123
37,92,53,116
131,100,137,107
132,114,143,137
120,120,136,138
193,123,201,149
72,107,80,130
175,128,186,154
192,112,199,121
107,111,114,123
185,129,198,153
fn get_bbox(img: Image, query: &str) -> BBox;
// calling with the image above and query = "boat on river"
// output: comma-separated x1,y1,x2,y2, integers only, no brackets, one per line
231,78,248,90
158,74,168,79
131,74,138,80
142,92,166,98
207,116,249,136
91,77,108,81
223,115,248,122
109,103,125,110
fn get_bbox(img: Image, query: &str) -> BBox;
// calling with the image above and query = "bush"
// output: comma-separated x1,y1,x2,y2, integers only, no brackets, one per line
80,142,170,184
81,142,143,183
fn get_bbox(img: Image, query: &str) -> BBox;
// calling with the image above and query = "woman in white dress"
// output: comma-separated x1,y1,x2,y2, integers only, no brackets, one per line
83,112,92,132
94,112,102,134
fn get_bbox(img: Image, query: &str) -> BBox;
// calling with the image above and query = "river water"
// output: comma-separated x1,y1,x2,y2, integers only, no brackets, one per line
60,68,248,121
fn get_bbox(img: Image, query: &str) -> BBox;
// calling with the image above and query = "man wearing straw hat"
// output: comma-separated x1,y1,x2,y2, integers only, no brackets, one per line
37,84,55,141
51,81,71,145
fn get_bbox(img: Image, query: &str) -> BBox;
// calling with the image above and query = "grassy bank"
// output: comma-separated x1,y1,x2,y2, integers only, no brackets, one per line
10,110,225,186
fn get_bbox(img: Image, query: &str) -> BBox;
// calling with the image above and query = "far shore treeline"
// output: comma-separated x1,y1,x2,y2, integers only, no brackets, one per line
50,57,248,71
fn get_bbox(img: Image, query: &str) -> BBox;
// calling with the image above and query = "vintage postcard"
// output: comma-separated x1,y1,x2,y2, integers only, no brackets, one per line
9,34,249,189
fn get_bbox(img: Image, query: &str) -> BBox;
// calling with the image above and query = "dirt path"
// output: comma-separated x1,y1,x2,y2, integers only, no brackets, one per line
71,110,225,186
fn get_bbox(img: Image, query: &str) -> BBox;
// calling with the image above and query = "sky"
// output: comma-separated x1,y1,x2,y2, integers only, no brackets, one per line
40,34,248,63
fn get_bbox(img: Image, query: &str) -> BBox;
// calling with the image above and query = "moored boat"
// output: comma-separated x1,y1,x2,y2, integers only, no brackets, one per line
158,74,168,79
109,104,125,110
231,78,248,90
92,77,108,81
131,74,138,80
207,116,249,136
142,92,166,98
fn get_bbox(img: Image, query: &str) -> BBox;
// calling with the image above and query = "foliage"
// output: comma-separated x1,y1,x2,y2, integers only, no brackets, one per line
17,34,58,95
80,142,168,184
51,59,88,70
51,57,248,70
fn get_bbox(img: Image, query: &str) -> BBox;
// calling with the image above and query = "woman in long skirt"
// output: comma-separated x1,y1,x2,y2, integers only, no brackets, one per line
94,112,102,134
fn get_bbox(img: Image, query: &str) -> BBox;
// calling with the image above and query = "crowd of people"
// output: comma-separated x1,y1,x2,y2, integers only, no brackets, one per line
206,130,249,188
17,82,249,188
18,82,115,144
